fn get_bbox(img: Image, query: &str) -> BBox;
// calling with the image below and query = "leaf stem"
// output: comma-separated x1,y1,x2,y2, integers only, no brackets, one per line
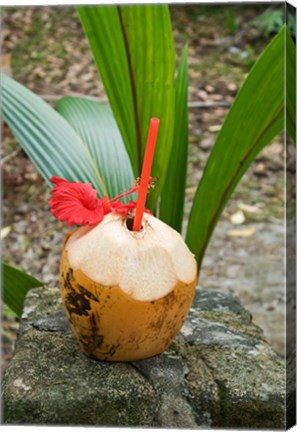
133,118,160,231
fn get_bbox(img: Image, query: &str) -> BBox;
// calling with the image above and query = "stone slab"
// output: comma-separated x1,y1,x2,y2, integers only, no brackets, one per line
2,286,285,428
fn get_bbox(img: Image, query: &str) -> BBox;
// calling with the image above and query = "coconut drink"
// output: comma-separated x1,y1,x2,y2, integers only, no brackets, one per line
50,119,198,361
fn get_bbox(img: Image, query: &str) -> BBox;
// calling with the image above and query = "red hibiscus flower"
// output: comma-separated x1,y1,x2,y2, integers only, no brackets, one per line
49,177,105,226
49,177,155,227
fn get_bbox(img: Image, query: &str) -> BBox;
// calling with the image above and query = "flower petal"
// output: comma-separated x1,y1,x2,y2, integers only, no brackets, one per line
49,178,104,226
49,177,153,227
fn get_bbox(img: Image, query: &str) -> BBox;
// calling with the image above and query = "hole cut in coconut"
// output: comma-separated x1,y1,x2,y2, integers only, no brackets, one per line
126,217,143,232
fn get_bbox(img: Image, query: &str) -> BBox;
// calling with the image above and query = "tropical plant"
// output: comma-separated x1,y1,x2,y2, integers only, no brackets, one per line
253,6,296,39
2,5,295,317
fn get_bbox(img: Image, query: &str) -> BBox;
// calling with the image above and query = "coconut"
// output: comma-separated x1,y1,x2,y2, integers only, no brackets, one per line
60,212,197,361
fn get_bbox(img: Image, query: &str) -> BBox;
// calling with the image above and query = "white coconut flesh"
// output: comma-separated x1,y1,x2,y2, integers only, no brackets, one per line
66,212,197,302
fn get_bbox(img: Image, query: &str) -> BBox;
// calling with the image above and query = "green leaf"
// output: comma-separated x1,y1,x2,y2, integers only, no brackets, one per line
56,97,135,199
286,26,296,141
77,5,175,210
186,26,285,267
1,73,107,195
2,262,43,317
159,45,189,232
77,6,137,174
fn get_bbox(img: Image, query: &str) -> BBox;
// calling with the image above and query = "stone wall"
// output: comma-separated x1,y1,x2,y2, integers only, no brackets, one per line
2,286,286,428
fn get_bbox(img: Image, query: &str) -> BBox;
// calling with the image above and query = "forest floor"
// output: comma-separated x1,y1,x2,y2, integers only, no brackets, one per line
1,4,289,372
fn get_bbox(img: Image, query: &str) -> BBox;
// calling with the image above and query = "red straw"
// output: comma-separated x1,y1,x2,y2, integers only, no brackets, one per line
133,118,160,231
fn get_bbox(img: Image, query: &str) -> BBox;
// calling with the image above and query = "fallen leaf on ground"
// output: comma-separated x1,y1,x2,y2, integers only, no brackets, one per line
0,54,11,76
238,203,263,214
230,210,245,225
205,84,215,93
227,82,237,92
227,226,256,237
208,125,221,133
1,226,11,239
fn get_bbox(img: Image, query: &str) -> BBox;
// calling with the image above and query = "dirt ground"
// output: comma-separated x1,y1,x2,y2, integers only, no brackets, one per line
1,4,288,372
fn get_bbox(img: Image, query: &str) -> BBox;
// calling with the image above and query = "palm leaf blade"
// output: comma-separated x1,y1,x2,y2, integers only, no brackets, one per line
1,73,106,194
56,96,135,199
159,45,189,232
2,262,43,317
286,27,296,141
186,26,285,267
77,5,176,210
